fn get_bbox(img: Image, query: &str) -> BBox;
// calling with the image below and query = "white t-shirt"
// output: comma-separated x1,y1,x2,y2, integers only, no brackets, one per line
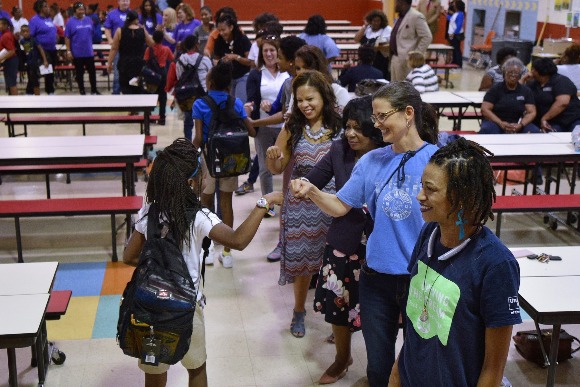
53,13,65,28
11,17,28,34
248,41,259,65
135,204,222,301
259,66,289,125
364,25,392,44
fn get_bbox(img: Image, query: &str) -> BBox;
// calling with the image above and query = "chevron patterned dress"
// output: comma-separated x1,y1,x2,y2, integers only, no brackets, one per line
278,132,335,285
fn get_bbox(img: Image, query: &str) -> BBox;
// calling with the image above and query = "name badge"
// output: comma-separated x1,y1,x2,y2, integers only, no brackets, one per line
543,87,552,92
516,96,525,101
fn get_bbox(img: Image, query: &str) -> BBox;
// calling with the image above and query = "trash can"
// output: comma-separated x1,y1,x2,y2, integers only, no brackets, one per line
491,39,534,66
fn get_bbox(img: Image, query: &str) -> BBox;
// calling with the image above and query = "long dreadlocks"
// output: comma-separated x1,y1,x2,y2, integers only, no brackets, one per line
145,138,202,248
429,137,496,226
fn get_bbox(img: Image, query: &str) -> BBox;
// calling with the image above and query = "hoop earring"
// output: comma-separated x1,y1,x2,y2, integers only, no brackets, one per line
456,208,467,240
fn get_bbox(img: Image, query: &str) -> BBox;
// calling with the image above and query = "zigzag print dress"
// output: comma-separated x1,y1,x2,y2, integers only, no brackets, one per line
279,132,335,285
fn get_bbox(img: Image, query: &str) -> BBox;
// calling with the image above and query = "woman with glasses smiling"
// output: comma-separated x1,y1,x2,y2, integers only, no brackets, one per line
291,81,439,386
480,57,540,134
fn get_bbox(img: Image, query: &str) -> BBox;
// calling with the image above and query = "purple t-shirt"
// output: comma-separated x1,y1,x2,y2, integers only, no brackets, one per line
65,16,94,58
103,8,129,37
139,13,162,35
29,15,57,51
175,19,201,47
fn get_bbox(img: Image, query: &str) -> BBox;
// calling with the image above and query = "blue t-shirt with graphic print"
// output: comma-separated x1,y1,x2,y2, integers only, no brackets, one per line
399,222,522,387
337,143,437,274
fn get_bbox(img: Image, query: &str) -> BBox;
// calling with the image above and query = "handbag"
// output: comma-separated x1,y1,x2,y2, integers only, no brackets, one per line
513,329,580,367
140,47,164,93
354,79,388,97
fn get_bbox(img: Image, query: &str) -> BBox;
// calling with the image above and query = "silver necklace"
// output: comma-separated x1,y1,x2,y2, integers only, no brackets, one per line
420,226,474,322
304,124,326,141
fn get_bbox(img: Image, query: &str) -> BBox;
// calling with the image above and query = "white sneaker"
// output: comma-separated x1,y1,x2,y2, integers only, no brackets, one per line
204,241,215,265
218,251,233,268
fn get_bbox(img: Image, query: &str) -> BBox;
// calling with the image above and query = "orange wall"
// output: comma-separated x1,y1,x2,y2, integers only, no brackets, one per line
536,22,580,42
9,0,380,23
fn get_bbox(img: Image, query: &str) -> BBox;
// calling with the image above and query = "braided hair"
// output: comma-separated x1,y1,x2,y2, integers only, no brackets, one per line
145,138,202,248
429,137,496,226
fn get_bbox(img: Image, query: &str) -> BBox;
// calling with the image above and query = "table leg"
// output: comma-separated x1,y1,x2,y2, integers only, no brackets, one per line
126,163,135,196
7,348,18,387
546,324,561,387
144,112,150,136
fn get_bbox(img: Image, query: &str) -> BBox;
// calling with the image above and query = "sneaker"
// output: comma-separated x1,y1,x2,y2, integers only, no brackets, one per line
156,117,166,125
264,207,276,218
234,181,254,195
218,250,233,268
204,241,215,265
267,242,282,262
79,90,86,95
91,90,101,95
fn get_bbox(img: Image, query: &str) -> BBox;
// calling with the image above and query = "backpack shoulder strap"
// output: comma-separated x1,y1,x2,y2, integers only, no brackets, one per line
192,53,204,70
146,202,160,240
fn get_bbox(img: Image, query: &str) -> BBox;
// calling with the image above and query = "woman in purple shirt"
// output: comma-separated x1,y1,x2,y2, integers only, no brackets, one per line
138,0,162,36
174,3,200,55
29,0,57,94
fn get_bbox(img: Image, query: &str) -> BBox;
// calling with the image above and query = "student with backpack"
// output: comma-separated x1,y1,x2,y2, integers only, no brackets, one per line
123,138,283,387
166,35,211,139
144,30,174,125
192,61,256,268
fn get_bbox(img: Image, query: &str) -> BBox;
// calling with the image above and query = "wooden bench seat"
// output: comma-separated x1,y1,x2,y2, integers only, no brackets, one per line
0,158,148,198
431,63,459,89
5,114,160,137
492,194,580,237
0,196,143,263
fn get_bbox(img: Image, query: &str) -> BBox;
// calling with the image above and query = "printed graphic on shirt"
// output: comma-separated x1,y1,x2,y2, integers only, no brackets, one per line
378,174,422,221
407,261,460,345
508,295,520,315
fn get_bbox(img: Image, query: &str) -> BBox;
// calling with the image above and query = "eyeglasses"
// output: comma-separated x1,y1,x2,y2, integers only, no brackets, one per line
189,155,202,179
263,35,278,41
370,108,401,124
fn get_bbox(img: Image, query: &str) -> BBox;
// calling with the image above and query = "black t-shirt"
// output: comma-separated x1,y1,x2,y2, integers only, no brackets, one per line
483,82,535,123
527,73,580,128
213,31,251,80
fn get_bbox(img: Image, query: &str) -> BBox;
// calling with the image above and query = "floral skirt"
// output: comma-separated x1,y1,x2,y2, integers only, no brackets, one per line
313,243,365,332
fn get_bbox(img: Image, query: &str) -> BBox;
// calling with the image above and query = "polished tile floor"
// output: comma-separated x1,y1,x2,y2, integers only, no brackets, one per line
1,67,579,386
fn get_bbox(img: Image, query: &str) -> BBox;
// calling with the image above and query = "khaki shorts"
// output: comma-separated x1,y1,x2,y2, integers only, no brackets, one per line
201,155,238,194
139,304,206,374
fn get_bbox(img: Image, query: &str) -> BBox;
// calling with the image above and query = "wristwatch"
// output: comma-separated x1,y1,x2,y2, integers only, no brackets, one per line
256,197,269,209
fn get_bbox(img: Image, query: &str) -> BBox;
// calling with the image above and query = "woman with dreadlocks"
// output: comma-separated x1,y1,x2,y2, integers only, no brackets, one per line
390,138,522,387
123,138,282,387
291,81,439,386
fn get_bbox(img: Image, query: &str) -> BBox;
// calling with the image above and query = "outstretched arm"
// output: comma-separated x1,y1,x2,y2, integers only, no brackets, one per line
209,191,284,250
290,179,352,217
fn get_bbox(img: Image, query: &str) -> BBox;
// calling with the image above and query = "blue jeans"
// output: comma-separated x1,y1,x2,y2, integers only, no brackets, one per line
359,266,409,387
551,119,580,133
480,120,541,134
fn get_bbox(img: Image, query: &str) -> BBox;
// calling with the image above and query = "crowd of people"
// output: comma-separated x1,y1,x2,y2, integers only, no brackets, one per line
2,2,580,386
